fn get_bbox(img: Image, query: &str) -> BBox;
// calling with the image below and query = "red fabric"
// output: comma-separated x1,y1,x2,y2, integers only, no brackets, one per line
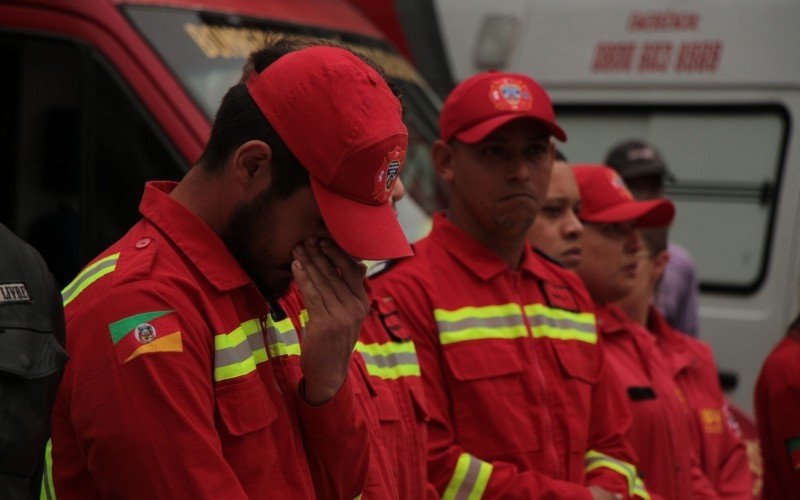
649,308,752,498
50,181,368,499
370,214,639,499
438,71,566,143
725,402,763,499
596,304,718,500
246,46,410,260
755,331,800,499
572,165,675,228
358,292,437,499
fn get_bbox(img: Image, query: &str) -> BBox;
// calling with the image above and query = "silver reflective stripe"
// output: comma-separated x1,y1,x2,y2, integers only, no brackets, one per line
437,315,527,333
215,336,259,367
358,350,418,368
61,257,118,306
529,315,595,334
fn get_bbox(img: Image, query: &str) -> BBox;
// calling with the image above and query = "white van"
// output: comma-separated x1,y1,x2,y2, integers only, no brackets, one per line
423,0,800,413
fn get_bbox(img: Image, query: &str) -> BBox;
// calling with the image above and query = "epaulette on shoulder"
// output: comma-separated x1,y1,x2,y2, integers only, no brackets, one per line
110,235,160,287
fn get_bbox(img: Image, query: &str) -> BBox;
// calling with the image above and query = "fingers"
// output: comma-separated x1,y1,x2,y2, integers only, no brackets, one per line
291,253,329,316
300,238,354,305
317,239,368,301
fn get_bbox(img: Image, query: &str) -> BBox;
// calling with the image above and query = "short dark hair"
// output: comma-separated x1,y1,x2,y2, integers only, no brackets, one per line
198,36,398,198
641,227,669,256
197,38,311,197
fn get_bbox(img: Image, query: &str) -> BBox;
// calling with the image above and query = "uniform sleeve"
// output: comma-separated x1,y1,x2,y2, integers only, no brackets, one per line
689,450,720,499
761,382,800,493
373,275,594,500
696,347,752,498
584,339,648,499
280,290,370,499
54,283,249,499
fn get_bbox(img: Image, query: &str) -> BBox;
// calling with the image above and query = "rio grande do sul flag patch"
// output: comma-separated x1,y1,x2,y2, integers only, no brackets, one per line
787,436,800,471
108,310,182,363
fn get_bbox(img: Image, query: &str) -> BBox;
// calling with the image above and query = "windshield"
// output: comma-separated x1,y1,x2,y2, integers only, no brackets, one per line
123,5,446,226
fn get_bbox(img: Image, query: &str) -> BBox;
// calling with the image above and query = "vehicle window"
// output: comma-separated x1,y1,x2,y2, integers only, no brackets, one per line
0,32,186,288
123,5,447,220
555,105,788,293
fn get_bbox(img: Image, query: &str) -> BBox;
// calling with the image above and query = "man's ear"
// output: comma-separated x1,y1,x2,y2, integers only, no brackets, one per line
431,140,456,184
230,140,273,199
653,250,670,282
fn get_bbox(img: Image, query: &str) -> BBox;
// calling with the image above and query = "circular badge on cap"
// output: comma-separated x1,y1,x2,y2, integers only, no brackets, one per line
608,171,634,200
135,323,157,344
373,145,406,201
489,78,533,111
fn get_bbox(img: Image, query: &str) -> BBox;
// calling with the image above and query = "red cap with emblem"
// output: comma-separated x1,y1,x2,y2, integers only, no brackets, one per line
439,70,567,144
572,164,675,228
246,46,411,260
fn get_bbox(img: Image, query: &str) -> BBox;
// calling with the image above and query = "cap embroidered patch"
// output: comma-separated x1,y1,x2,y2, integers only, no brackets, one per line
108,310,182,363
374,146,405,200
489,78,532,111
0,282,31,305
608,170,634,200
786,436,800,471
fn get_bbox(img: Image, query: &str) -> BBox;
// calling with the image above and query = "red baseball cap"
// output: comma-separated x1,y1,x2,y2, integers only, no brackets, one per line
572,164,675,228
246,47,412,260
439,70,567,144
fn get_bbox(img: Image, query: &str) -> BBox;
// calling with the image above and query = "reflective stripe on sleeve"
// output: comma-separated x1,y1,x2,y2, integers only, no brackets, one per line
442,453,492,500
264,315,301,358
355,340,420,380
435,304,527,345
61,253,120,307
525,304,597,344
585,450,648,498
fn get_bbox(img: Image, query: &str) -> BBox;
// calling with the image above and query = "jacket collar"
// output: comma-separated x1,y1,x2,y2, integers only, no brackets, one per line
429,212,540,282
648,306,696,376
139,181,253,292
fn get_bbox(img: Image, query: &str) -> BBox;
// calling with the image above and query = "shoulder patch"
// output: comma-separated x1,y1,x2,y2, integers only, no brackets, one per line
108,309,182,363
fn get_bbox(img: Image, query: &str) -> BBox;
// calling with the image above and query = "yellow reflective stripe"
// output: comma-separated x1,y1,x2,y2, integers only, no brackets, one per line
585,450,640,497
524,303,595,325
61,253,120,307
40,438,55,500
525,303,598,344
265,315,301,358
633,478,651,500
530,324,597,344
355,340,417,356
363,363,421,380
435,303,522,322
439,325,528,345
214,319,265,382
443,453,493,500
214,355,257,382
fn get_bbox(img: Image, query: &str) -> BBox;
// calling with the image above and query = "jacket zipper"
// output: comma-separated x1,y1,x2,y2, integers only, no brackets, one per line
514,273,561,478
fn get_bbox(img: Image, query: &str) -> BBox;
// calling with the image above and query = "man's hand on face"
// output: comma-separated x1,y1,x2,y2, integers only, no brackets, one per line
292,237,369,406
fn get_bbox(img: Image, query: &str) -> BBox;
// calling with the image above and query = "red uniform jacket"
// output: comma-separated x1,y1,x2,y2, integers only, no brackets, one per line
277,285,433,499
649,308,752,498
371,214,644,499
755,330,800,499
47,182,368,499
596,304,718,500
356,285,438,499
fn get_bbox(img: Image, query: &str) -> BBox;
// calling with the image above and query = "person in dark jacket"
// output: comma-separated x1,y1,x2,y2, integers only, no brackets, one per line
0,222,67,499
